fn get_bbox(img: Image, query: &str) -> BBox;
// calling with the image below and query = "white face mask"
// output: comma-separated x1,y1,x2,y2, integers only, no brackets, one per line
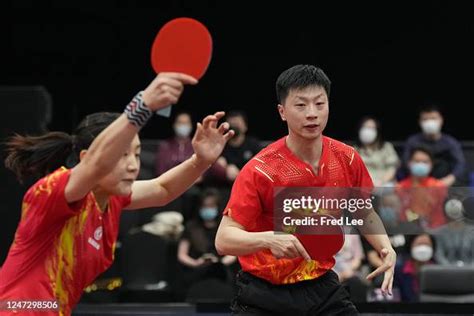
174,124,192,138
411,245,433,262
359,127,377,145
420,119,441,135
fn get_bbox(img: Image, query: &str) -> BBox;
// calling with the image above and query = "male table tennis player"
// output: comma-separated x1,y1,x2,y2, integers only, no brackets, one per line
216,65,395,315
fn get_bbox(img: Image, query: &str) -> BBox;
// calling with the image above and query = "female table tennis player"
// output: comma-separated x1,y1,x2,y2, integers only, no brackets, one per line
0,72,234,315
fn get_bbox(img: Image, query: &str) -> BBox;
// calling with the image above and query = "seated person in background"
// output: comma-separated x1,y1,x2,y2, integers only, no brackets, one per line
176,188,237,299
334,228,368,302
395,233,436,302
155,112,227,220
355,116,399,187
365,192,407,291
434,198,474,266
401,104,466,186
156,111,194,176
155,111,227,182
221,111,263,182
396,145,447,229
376,192,402,230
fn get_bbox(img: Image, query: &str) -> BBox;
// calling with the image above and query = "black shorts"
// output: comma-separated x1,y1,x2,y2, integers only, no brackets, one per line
231,270,358,316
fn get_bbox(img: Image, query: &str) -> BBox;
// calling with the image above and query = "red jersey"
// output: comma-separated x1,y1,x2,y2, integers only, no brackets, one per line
396,176,447,228
0,168,131,315
223,136,373,284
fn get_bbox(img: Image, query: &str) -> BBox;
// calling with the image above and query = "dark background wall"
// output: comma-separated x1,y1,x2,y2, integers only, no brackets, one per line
0,1,473,142
1,1,473,263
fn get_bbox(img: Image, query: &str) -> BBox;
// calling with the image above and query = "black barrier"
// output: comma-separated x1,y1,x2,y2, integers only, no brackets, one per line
73,302,474,315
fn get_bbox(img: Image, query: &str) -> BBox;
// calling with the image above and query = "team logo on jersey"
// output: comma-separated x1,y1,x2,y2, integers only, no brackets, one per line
94,226,103,241
88,226,103,250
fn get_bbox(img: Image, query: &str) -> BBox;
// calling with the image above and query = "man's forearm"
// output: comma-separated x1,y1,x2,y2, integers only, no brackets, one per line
360,210,393,252
216,225,270,256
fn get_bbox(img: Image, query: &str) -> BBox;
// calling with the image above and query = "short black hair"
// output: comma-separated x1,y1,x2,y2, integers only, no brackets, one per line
172,110,192,123
226,110,248,126
406,232,436,254
409,144,434,162
419,103,442,116
276,65,331,104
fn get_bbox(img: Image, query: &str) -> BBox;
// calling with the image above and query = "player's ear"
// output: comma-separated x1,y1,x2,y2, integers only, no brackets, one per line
79,150,88,161
278,104,286,121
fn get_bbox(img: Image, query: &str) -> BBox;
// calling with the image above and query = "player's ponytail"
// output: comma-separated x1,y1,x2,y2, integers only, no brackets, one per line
5,132,74,182
5,111,121,182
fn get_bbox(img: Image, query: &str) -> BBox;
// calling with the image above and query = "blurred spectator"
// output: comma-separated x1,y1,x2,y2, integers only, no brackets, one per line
222,111,263,182
395,233,436,302
176,188,237,299
334,228,368,302
156,111,194,176
377,192,402,230
355,116,399,187
365,192,407,293
401,105,466,186
154,112,227,220
155,111,227,182
434,198,474,266
396,145,447,229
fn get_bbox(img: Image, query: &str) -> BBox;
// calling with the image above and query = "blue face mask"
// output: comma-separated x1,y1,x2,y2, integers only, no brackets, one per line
379,207,397,225
199,207,218,221
410,162,431,178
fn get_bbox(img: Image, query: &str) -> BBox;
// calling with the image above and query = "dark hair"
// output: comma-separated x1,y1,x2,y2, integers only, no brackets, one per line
355,116,384,150
226,110,248,126
418,103,442,117
406,233,436,254
276,64,331,104
5,112,120,182
191,187,221,223
172,110,192,124
199,187,221,207
409,144,434,162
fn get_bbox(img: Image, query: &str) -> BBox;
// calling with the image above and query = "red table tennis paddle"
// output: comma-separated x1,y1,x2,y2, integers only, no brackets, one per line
150,17,213,117
294,214,345,261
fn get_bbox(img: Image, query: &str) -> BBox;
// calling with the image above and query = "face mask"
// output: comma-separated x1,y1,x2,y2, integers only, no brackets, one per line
409,162,431,178
174,124,192,138
379,207,397,225
411,244,433,262
445,199,464,220
421,119,441,135
199,207,218,221
359,127,377,145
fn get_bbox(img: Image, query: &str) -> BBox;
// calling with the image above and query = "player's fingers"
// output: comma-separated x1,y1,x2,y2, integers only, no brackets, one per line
366,263,388,280
388,274,394,295
164,72,198,85
213,111,225,120
160,85,181,98
223,130,235,141
218,122,230,134
202,115,217,129
292,239,312,262
158,77,184,90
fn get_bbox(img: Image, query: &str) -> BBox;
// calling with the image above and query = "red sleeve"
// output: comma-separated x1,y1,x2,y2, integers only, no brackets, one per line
21,168,86,234
223,163,266,230
113,193,132,210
